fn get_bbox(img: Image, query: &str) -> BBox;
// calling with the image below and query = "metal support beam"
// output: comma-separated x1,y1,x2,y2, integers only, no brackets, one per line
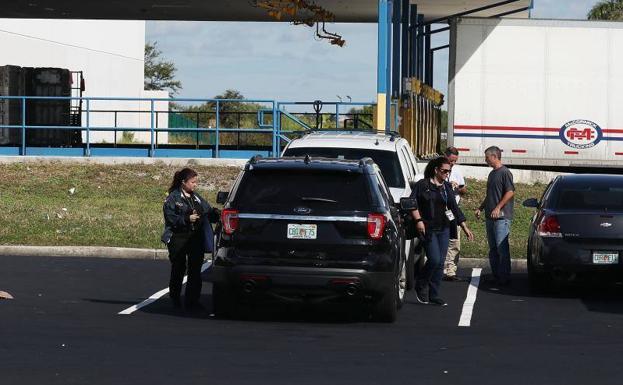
419,0,521,26
391,0,401,99
424,25,432,86
408,4,417,78
423,26,450,36
376,0,390,132
400,0,409,95
490,6,531,18
432,44,450,52
416,14,424,80
386,0,392,132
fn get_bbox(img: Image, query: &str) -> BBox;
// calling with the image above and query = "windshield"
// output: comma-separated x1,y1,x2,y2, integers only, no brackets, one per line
283,147,405,188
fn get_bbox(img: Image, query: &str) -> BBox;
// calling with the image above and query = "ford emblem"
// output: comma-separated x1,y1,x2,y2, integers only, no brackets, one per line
294,206,311,215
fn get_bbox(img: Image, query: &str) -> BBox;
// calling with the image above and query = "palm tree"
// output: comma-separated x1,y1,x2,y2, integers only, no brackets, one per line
588,0,623,21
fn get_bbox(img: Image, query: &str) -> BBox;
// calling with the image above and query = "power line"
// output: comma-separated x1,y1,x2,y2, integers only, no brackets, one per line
0,28,143,62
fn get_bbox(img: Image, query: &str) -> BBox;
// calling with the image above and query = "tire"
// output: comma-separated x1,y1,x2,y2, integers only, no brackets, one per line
212,283,236,319
406,239,416,290
527,251,550,294
372,274,399,323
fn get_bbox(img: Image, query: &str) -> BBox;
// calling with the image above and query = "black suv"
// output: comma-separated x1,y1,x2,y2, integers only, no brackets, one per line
206,156,407,322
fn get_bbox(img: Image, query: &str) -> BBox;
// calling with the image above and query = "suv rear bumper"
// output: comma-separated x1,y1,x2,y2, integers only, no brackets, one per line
205,264,394,303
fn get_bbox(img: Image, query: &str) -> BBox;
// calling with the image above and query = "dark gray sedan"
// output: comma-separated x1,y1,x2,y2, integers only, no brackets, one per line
524,174,623,290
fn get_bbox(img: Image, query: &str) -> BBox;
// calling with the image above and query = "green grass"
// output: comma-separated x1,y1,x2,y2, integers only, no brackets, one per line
0,164,547,257
0,163,239,249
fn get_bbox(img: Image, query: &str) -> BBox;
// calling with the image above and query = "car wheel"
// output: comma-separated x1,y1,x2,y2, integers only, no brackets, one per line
527,251,550,293
212,283,236,318
406,239,416,290
372,276,399,323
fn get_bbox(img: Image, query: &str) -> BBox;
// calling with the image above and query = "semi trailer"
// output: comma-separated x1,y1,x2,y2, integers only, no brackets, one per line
448,18,623,168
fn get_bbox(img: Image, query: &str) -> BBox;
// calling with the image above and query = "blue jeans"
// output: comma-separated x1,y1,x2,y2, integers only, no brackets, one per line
417,227,450,299
486,219,512,281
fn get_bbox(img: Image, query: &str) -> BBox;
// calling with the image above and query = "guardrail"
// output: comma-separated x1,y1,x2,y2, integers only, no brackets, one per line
0,96,393,158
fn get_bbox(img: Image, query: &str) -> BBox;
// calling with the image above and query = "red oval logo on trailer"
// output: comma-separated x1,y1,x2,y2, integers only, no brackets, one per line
560,120,603,149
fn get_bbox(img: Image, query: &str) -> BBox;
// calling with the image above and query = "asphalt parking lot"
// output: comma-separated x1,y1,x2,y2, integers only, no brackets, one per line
2,255,623,385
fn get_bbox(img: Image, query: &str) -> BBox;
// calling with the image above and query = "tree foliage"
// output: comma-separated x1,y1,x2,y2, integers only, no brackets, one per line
588,0,623,20
169,90,272,146
144,42,182,95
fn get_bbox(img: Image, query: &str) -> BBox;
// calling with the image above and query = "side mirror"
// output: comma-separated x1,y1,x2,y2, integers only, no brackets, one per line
523,198,539,208
400,197,417,211
216,191,229,205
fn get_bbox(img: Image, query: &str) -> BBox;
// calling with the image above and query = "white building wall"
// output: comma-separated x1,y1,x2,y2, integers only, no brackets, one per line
0,18,168,143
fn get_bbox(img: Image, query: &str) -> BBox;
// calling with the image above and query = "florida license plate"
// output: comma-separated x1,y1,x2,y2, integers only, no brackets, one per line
287,224,317,240
592,251,619,264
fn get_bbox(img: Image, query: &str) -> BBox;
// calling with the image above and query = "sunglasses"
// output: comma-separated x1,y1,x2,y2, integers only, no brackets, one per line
438,168,451,174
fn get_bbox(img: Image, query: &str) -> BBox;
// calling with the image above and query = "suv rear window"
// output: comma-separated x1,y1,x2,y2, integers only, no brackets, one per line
235,169,371,211
283,147,405,188
553,180,623,211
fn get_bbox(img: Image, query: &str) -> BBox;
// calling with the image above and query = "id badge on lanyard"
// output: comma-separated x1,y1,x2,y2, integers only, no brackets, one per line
441,186,455,221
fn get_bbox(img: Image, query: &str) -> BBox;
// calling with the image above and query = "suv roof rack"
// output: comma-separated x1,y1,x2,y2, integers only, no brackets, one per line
292,129,402,139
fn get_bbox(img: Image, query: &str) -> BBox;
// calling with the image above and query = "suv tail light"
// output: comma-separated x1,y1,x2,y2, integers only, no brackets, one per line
538,215,562,238
221,209,239,235
367,213,387,240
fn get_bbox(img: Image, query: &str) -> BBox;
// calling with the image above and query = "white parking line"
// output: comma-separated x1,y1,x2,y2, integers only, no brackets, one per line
118,261,212,315
458,268,482,327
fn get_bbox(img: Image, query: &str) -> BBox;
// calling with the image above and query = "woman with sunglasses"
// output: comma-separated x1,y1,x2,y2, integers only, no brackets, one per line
408,156,474,306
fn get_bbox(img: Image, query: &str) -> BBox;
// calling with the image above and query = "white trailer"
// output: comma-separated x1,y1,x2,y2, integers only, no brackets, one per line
448,18,623,168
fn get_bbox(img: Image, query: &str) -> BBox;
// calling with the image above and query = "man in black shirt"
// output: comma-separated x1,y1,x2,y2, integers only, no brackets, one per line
476,146,515,285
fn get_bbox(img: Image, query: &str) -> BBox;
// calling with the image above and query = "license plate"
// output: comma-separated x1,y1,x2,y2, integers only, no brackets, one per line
287,224,317,240
592,251,619,264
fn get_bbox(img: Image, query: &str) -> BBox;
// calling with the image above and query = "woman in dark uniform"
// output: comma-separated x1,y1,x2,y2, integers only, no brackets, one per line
162,168,220,310
409,157,474,306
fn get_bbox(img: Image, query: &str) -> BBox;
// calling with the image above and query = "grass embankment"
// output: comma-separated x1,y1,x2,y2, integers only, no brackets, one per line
459,179,547,259
0,163,547,258
0,163,239,249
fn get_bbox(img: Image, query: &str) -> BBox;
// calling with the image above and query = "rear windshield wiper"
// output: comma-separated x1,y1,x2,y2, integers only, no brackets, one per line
300,197,338,204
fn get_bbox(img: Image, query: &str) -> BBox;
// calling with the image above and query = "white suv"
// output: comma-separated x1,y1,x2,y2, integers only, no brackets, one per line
282,131,424,289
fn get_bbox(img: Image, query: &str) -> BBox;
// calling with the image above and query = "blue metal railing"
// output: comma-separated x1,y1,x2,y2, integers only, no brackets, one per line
0,96,392,158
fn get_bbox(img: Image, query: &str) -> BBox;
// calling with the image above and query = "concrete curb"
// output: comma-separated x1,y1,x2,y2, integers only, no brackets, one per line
459,258,527,273
0,246,169,260
0,245,528,271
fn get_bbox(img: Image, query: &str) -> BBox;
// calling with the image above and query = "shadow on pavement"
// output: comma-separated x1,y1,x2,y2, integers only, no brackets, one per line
137,291,373,324
83,298,141,306
478,272,623,315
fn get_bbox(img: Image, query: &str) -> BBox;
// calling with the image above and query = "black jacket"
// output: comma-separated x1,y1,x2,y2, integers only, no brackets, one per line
409,179,466,229
161,188,220,246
